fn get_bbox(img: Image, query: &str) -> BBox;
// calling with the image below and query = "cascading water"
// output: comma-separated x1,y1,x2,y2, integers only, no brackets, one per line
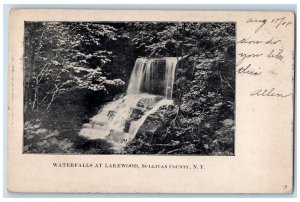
79,57,179,152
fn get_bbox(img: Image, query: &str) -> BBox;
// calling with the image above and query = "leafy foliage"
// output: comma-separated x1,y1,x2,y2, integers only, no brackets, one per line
25,22,124,112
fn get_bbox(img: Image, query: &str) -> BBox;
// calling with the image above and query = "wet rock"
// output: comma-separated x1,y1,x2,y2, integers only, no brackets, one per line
136,96,163,109
124,119,131,133
130,106,146,119
131,104,177,144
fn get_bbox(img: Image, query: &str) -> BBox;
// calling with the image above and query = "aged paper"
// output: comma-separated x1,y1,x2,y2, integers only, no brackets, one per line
8,9,294,193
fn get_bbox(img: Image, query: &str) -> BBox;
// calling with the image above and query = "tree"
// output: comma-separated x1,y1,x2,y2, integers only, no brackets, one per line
25,22,125,111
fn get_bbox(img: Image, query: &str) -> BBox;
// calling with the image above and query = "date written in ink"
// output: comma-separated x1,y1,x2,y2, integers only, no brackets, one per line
246,17,293,33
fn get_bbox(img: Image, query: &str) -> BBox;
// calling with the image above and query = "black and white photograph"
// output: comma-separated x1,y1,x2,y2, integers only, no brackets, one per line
23,21,236,155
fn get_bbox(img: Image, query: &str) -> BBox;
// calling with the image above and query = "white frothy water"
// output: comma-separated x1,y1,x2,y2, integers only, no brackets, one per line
80,94,144,140
79,57,179,151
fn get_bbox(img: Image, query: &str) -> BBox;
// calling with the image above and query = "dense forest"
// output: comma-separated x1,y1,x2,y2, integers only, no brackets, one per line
24,22,235,155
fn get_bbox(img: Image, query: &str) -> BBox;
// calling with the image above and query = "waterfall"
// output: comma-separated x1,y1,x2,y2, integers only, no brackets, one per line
79,57,179,152
127,57,178,99
165,58,178,99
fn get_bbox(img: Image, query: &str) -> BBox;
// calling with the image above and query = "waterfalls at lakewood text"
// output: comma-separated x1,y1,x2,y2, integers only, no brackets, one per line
79,57,179,152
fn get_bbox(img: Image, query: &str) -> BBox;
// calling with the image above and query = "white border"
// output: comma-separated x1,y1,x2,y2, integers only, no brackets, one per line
1,1,298,201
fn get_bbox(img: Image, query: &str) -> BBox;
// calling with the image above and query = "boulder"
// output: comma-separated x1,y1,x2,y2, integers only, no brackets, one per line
131,104,177,144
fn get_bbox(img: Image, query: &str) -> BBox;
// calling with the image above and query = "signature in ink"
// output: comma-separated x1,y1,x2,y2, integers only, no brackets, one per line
250,88,292,98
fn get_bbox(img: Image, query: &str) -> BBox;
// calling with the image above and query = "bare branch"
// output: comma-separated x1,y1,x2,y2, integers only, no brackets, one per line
218,71,234,91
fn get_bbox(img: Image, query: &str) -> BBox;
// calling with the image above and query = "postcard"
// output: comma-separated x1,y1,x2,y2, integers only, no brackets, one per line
7,9,294,193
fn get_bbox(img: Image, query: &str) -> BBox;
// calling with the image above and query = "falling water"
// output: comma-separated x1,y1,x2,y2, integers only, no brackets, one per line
127,57,178,99
165,58,178,99
79,57,179,152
